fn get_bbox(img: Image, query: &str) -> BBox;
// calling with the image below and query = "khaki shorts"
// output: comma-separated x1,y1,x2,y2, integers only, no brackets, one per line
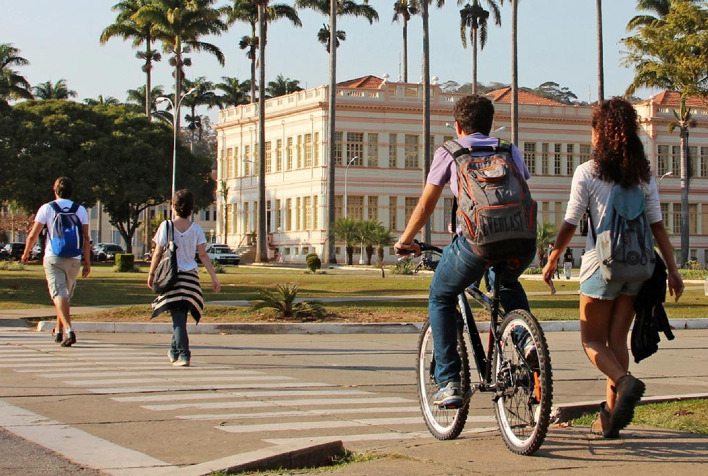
44,256,81,300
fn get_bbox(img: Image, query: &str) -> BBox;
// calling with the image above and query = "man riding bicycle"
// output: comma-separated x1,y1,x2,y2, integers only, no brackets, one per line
395,95,536,408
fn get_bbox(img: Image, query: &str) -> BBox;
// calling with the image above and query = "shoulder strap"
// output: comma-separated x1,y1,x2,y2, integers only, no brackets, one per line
587,207,596,243
49,201,62,214
68,202,80,214
445,138,509,159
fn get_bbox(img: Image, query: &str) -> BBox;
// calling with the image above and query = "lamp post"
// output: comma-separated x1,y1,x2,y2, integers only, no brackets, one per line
660,171,673,182
343,155,358,219
156,87,197,198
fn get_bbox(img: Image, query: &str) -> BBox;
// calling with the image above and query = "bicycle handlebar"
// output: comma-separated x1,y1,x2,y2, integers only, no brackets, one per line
394,239,443,256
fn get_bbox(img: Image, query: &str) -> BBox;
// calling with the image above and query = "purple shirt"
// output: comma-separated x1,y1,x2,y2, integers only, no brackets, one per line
427,133,531,198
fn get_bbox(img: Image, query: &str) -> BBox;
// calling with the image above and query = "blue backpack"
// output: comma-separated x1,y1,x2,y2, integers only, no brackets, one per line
48,201,84,257
589,185,655,282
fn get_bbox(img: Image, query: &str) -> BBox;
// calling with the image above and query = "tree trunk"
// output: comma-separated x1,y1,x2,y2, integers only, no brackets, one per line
402,20,408,82
422,0,431,244
145,38,152,118
346,245,353,265
256,3,268,263
326,0,338,264
680,126,689,266
510,0,519,145
596,0,604,102
472,28,478,94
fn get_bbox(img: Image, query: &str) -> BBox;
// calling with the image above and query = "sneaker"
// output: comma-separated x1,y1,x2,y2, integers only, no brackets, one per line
52,329,63,344
173,357,190,367
522,340,539,370
60,331,76,347
608,374,646,436
433,381,463,409
167,351,177,363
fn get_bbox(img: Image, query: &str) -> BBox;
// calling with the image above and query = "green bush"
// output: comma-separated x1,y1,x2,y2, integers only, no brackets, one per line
391,258,414,275
0,261,25,271
250,283,326,320
306,253,322,273
115,253,135,272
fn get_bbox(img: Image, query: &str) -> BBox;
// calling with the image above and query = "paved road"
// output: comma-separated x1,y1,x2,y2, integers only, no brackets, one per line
0,327,706,475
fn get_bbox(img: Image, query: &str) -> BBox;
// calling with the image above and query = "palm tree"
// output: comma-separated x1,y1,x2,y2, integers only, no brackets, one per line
101,0,162,117
126,84,172,122
84,95,121,106
134,0,228,135
226,0,302,103
181,76,221,145
0,43,33,102
266,74,303,97
626,0,700,31
332,217,360,265
458,0,501,94
33,79,77,100
392,1,419,82
623,0,707,266
596,0,604,102
295,0,379,264
317,24,346,52
215,76,251,107
536,222,557,266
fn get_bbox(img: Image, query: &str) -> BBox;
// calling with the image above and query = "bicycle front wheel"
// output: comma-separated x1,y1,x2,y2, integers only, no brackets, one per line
492,310,553,455
416,317,470,440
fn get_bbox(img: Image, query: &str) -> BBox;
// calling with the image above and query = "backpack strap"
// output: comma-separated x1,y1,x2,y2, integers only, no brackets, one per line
68,202,80,213
444,138,510,159
49,201,62,214
49,200,79,213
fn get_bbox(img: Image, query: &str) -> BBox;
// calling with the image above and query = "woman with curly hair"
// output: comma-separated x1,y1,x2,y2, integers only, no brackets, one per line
543,97,683,438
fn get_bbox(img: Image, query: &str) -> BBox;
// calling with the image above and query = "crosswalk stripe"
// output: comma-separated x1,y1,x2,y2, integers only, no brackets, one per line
262,427,498,445
146,396,414,412
15,365,235,372
113,389,372,403
38,369,264,378
67,375,292,386
86,381,334,394
218,417,425,433
179,406,423,420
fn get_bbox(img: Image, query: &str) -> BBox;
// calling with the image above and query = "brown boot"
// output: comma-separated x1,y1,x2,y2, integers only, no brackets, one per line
591,401,618,438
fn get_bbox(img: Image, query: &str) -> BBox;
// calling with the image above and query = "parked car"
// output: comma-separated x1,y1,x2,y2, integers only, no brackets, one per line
0,242,26,260
201,244,240,265
93,243,124,262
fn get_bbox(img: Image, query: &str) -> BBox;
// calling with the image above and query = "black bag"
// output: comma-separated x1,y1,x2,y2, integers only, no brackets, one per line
151,220,179,294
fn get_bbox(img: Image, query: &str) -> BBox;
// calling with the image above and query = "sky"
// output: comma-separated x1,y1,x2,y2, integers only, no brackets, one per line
1,0,656,115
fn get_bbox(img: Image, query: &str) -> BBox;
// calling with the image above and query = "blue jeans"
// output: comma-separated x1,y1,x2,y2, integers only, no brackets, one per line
428,236,535,386
170,305,190,360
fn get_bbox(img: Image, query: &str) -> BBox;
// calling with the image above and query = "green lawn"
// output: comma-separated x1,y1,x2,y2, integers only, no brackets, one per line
2,263,706,323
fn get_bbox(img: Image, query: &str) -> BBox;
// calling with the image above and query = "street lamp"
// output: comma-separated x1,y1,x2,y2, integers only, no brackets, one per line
156,87,197,198
660,171,673,182
343,155,358,219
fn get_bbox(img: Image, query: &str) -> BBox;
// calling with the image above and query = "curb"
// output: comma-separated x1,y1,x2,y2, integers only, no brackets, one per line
34,318,708,335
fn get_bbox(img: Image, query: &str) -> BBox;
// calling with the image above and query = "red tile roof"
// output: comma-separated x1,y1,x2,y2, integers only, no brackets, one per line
487,87,566,106
338,75,385,88
637,90,707,107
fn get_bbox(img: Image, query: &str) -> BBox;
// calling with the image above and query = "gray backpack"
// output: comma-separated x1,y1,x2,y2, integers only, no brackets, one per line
444,139,537,262
589,184,655,281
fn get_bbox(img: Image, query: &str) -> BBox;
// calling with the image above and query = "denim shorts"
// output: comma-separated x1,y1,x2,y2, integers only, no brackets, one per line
579,267,643,300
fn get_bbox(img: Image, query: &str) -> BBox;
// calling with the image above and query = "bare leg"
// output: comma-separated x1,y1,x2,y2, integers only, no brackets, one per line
53,296,72,330
579,295,630,406
604,294,636,409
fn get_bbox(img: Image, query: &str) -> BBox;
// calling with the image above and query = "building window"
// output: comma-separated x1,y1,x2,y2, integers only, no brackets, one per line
523,142,536,173
579,144,591,163
254,143,259,173
295,197,301,230
671,145,681,176
657,145,669,175
700,147,708,178
689,204,697,234
661,202,670,230
541,143,549,175
275,199,282,231
335,195,343,220
314,132,320,167
367,133,378,167
443,197,453,232
265,141,272,173
404,134,419,168
304,196,312,230
389,196,397,230
276,139,283,172
554,144,562,175
313,195,318,229
266,200,272,233
566,144,574,175
555,201,563,228
304,133,313,167
348,196,364,220
244,145,251,175
297,135,303,169
368,196,378,221
243,202,250,235
388,133,397,168
347,132,364,165
404,197,417,223
672,204,681,235
231,203,237,234
226,147,234,178
285,198,292,231
286,137,293,170
334,131,343,166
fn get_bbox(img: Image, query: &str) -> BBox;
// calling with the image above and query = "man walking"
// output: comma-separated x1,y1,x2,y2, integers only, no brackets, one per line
22,177,91,346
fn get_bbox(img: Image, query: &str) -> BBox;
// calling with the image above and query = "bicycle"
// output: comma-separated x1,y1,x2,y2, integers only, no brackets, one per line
413,252,437,274
410,241,553,455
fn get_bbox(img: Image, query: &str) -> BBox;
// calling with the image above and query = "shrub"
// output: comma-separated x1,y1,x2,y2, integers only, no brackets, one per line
250,283,326,320
306,253,322,273
0,261,24,271
115,253,134,272
391,258,414,275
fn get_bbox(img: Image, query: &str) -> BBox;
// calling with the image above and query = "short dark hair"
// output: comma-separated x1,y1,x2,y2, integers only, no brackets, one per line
453,94,495,136
172,189,194,218
53,177,73,199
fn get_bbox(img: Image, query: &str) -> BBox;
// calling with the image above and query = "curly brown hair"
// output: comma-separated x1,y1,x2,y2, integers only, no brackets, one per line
453,94,494,135
591,97,650,187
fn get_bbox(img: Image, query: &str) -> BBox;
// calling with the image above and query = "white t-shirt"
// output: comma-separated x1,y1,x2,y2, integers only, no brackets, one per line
564,161,661,281
34,199,90,259
153,220,206,272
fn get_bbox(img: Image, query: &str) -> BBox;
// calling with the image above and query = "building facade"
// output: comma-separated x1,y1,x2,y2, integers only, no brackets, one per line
215,76,708,266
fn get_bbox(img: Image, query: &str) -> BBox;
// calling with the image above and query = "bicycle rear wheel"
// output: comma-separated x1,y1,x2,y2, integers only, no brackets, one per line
416,316,470,440
492,310,553,455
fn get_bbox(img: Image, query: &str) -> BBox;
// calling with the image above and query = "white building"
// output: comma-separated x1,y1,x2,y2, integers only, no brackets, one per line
215,76,708,266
